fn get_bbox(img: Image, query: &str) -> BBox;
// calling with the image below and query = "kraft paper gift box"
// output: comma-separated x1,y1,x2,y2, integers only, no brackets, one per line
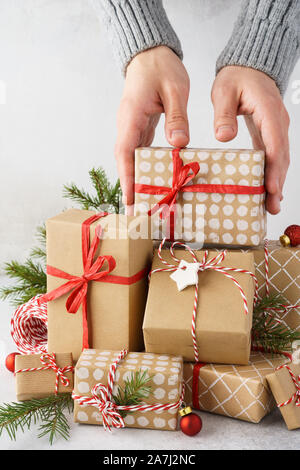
183,351,289,423
251,241,300,332
143,247,255,365
15,353,73,401
45,209,153,362
134,147,266,245
73,349,184,431
266,362,300,430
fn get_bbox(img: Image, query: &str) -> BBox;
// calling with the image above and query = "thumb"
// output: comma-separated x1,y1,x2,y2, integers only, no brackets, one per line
163,87,189,147
212,85,239,142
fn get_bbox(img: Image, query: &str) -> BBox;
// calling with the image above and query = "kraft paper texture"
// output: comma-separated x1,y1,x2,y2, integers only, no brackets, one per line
266,362,300,430
183,351,288,423
143,248,255,364
47,209,153,362
15,353,73,401
74,349,183,431
134,147,266,245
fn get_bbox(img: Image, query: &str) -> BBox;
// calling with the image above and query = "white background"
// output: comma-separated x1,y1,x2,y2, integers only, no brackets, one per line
0,0,299,269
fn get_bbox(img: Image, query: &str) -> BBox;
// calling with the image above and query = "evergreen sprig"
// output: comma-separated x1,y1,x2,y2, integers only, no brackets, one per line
252,294,300,353
112,370,153,418
0,393,73,445
63,167,122,214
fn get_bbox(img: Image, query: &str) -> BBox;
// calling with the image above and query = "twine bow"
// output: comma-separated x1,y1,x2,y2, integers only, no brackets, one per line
72,349,185,432
276,364,300,408
150,239,258,362
15,352,74,395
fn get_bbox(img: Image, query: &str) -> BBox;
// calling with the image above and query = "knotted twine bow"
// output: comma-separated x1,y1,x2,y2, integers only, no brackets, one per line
40,212,147,351
150,238,258,362
275,363,300,408
15,353,74,395
72,349,185,432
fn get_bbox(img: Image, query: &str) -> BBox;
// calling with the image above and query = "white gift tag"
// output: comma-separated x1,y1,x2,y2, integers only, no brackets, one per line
170,260,200,292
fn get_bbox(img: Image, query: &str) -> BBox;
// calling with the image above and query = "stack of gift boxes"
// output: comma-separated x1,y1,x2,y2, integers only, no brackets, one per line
15,147,300,432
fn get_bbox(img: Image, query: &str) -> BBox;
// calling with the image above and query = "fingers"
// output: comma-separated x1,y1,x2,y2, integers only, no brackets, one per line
115,100,148,208
163,83,190,148
259,106,290,214
211,84,239,142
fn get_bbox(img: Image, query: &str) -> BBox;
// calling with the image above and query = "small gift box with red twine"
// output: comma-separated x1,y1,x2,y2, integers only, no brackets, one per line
73,349,185,431
15,353,74,401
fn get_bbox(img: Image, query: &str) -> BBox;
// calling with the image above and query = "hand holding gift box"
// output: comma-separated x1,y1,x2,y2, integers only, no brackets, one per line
135,147,266,245
143,239,257,365
73,349,184,431
15,353,74,401
41,210,153,362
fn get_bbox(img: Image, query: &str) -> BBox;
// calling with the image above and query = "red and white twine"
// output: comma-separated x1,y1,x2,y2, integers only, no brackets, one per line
150,238,258,362
275,363,300,408
11,295,48,354
15,352,74,395
72,349,185,432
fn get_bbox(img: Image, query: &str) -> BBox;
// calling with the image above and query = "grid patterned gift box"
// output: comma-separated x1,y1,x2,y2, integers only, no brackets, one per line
134,147,266,245
183,351,289,423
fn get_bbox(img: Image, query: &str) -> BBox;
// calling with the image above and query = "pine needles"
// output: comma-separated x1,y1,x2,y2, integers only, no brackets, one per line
252,294,300,353
112,370,153,418
0,394,73,445
63,167,122,214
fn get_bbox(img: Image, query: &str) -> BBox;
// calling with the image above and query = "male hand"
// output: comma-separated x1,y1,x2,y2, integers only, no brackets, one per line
211,66,290,214
115,46,190,213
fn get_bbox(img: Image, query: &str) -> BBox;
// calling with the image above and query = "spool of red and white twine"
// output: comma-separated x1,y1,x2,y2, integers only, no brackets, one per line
11,295,48,354
72,349,185,432
151,238,258,362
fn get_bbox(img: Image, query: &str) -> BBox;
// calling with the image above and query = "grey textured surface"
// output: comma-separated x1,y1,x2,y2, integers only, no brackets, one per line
0,275,299,450
92,0,300,93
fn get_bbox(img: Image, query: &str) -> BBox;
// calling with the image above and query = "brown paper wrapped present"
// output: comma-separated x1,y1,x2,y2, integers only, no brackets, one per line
44,209,153,362
184,351,289,423
143,244,255,364
134,147,266,245
252,241,300,332
15,353,74,401
73,349,184,431
266,362,300,430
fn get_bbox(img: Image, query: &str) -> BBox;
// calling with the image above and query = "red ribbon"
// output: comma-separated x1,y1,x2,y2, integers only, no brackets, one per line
40,212,147,350
135,147,265,239
192,362,206,409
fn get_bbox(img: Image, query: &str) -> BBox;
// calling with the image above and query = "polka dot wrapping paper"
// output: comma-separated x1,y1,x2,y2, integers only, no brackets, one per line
134,147,266,245
73,350,183,431
183,351,289,424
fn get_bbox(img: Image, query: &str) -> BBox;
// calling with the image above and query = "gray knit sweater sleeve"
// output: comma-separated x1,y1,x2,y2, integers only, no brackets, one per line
91,0,182,74
216,0,300,94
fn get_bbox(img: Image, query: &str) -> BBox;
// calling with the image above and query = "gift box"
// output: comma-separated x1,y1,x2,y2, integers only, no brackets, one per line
183,351,288,423
143,243,255,364
44,209,153,362
15,352,74,401
134,147,266,245
73,349,184,431
266,362,300,430
252,241,300,332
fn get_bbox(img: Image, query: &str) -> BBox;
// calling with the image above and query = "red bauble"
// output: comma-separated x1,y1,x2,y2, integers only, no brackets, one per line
180,410,202,436
284,225,300,247
5,352,21,373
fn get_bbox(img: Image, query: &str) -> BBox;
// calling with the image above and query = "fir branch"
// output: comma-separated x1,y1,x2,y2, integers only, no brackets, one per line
0,394,73,445
112,370,153,418
252,294,300,353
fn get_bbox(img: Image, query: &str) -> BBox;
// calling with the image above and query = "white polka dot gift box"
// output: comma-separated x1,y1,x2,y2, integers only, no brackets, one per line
134,147,266,245
143,244,256,365
183,351,289,424
73,349,184,431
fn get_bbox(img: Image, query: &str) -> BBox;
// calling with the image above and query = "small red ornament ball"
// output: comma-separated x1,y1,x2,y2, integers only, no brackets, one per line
285,225,300,247
180,411,202,436
5,352,21,373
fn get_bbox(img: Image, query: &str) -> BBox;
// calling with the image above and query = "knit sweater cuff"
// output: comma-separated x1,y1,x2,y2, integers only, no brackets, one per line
92,0,183,74
216,0,300,94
